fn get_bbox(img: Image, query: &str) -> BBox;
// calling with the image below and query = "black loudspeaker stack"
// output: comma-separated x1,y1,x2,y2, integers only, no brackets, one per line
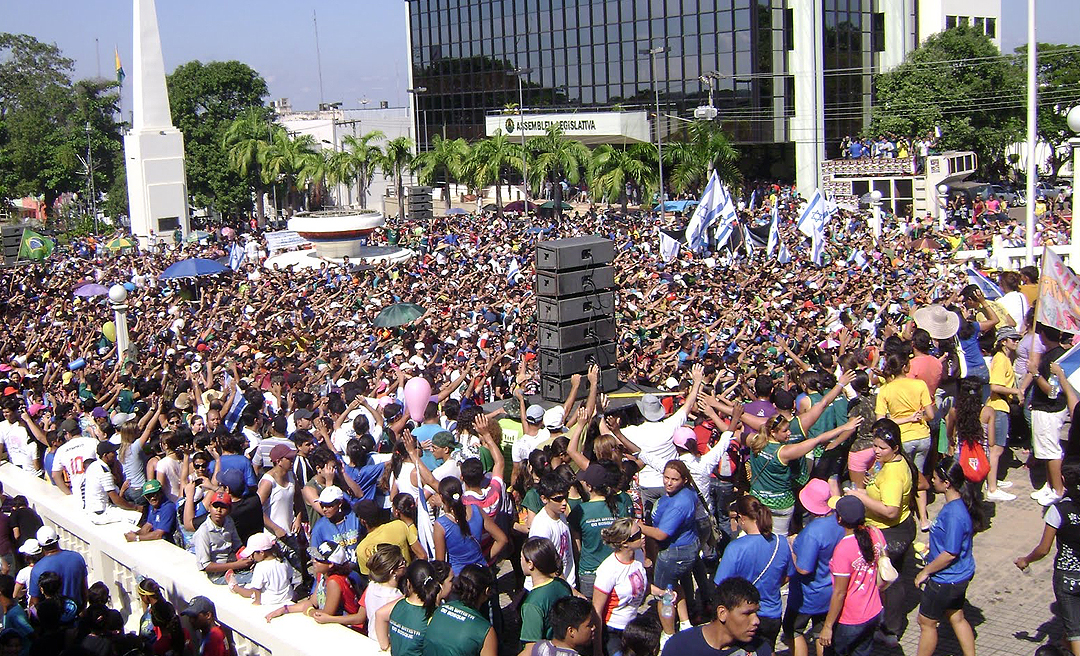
2,227,23,266
407,186,433,222
535,236,619,402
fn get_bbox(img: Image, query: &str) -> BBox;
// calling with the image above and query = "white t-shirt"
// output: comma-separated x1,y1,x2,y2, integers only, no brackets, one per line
620,409,687,488
593,551,648,630
1,421,40,475
155,456,183,501
16,565,32,590
529,509,576,587
248,558,294,606
82,458,116,513
512,430,550,463
1000,290,1030,329
52,437,98,496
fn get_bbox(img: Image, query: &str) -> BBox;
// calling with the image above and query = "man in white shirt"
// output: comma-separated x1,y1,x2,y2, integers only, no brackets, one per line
51,420,99,497
1,405,41,476
528,473,576,588
83,442,142,524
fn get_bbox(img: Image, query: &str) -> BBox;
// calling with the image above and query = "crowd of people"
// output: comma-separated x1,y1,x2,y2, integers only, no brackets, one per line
0,186,1076,656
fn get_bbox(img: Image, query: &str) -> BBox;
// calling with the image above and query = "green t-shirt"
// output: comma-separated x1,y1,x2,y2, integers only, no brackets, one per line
423,600,490,656
567,494,633,575
118,389,135,413
522,488,543,514
749,441,796,510
389,598,430,656
519,578,574,644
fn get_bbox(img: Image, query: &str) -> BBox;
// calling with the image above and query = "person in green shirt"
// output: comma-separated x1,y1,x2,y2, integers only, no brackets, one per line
519,538,574,654
422,565,497,656
374,559,453,656
568,462,632,594
526,596,596,656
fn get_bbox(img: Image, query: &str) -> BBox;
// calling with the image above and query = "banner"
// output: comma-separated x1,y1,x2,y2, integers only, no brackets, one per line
263,230,310,253
1036,247,1080,333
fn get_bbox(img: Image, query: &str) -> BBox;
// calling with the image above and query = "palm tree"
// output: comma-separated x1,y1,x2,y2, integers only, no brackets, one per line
222,108,274,224
381,136,415,220
463,130,523,219
527,125,591,219
340,131,385,209
412,135,470,211
588,144,656,215
664,120,741,196
298,148,333,209
260,131,318,213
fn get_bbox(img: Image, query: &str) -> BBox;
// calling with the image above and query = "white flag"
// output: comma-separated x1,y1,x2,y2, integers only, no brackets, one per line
766,204,779,257
777,242,791,264
797,189,837,238
659,231,681,263
685,171,737,252
811,224,825,266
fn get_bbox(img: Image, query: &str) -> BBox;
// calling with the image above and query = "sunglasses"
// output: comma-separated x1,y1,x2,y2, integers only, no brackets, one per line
193,462,209,469
626,530,643,543
548,495,567,503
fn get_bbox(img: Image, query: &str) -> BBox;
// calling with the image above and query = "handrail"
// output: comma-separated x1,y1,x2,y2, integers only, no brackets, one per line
0,463,378,656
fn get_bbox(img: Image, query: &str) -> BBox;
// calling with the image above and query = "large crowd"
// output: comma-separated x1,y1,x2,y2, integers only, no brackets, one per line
0,186,1077,656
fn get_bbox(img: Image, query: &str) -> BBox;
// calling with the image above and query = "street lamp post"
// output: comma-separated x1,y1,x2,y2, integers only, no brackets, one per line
641,46,666,210
936,184,949,230
86,122,98,234
1068,106,1080,264
869,189,883,242
108,284,131,365
406,87,427,155
514,67,533,204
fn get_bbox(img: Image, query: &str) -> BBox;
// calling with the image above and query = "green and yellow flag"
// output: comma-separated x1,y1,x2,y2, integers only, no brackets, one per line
19,229,54,261
115,46,125,86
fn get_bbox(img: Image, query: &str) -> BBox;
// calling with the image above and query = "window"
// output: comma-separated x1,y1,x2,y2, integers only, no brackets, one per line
871,12,885,52
784,8,794,50
974,17,984,33
959,15,969,26
945,15,957,29
986,17,997,37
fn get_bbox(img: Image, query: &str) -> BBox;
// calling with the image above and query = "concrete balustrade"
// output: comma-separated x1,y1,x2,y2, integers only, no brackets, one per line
0,463,378,655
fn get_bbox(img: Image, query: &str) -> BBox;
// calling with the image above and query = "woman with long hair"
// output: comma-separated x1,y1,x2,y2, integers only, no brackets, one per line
118,399,162,504
914,456,983,656
423,564,497,656
265,541,363,631
713,495,793,653
638,460,699,632
875,352,935,530
1016,460,1080,656
518,537,574,655
985,327,1022,501
374,559,453,656
846,370,879,489
746,413,862,535
592,518,653,654
844,419,916,646
819,496,888,656
568,460,632,595
433,476,508,575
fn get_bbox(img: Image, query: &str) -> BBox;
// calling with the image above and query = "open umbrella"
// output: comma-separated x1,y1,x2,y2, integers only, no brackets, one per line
539,200,573,210
503,200,537,213
908,237,941,251
445,208,468,215
74,283,109,297
482,203,499,212
159,258,229,279
185,230,211,243
373,303,425,327
104,236,135,251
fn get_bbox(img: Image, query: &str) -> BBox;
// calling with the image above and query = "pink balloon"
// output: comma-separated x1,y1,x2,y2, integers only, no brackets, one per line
404,377,432,422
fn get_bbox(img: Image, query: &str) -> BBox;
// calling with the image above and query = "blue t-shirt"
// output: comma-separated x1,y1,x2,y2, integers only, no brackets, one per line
344,461,388,501
651,487,697,549
928,499,975,584
411,424,442,471
790,513,845,614
147,499,179,541
209,454,258,495
714,533,793,619
28,550,88,606
310,512,363,564
958,322,985,375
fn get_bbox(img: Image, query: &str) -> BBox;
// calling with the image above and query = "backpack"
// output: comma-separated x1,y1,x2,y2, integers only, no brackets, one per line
959,440,990,483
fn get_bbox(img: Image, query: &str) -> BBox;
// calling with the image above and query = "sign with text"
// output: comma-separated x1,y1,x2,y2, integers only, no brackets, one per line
1037,246,1080,333
484,111,650,144
264,230,310,253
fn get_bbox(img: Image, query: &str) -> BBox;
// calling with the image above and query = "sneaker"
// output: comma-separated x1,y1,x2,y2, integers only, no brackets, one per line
873,629,900,648
986,489,1017,502
1031,484,1051,500
1039,491,1064,506
998,481,1014,489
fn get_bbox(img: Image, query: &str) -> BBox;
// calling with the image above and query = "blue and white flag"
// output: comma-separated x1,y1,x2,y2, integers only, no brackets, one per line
777,242,792,264
223,391,248,433
506,257,521,285
744,225,754,258
848,249,869,269
797,189,838,238
659,230,681,263
228,243,245,271
766,204,780,257
965,266,1003,300
811,224,825,266
748,189,758,210
685,170,737,252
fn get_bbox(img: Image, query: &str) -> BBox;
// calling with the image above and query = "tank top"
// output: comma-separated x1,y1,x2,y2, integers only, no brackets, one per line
389,599,430,656
316,573,363,631
261,473,295,534
423,600,490,656
749,442,796,510
1055,498,1080,575
437,508,486,574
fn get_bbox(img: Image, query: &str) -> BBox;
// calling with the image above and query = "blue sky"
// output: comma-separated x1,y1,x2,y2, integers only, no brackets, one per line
3,0,1077,112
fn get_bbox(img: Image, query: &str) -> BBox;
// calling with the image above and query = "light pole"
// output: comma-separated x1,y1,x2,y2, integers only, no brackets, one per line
1068,106,1080,264
869,189,883,242
108,284,131,365
86,122,98,234
936,184,949,230
514,67,533,204
641,46,666,210
406,87,427,155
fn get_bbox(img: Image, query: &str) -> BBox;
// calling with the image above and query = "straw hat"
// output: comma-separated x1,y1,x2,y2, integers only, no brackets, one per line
912,305,960,340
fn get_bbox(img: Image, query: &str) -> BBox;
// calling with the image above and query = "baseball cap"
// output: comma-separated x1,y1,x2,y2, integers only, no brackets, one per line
217,469,245,496
318,485,344,505
141,480,163,496
577,463,614,488
91,407,107,419
293,408,315,421
672,426,696,448
269,444,297,462
995,326,1021,343
834,495,866,525
180,596,216,617
237,533,276,559
36,526,59,547
431,431,457,449
111,412,136,427
309,540,348,565
18,539,41,557
207,490,233,507
97,441,119,456
59,419,80,436
525,404,545,424
543,406,565,430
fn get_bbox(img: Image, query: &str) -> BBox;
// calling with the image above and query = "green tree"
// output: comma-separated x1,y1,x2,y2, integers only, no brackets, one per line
588,143,656,214
463,130,523,219
70,79,124,226
869,25,1024,178
663,120,740,196
381,136,414,220
412,134,469,210
298,147,333,209
259,129,317,213
1014,43,1080,182
340,131,385,210
527,125,591,219
167,60,268,218
223,106,275,223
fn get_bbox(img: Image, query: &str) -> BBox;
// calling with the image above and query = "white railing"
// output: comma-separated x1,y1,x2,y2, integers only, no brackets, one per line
0,463,378,656
954,238,1077,268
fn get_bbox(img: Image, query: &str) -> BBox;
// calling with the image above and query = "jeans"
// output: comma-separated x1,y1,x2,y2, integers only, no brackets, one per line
880,516,916,636
710,479,736,555
653,539,699,589
578,571,596,597
830,612,882,656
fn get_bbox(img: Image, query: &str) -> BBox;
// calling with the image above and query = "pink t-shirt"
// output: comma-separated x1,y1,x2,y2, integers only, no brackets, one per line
907,354,942,397
829,526,886,625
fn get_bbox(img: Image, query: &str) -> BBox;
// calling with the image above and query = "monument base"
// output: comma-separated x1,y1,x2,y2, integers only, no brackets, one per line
263,245,415,270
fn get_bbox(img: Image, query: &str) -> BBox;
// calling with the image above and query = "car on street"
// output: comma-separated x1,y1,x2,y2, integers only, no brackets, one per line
990,184,1024,205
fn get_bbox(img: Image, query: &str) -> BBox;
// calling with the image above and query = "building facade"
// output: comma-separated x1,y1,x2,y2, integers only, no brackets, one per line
403,0,999,196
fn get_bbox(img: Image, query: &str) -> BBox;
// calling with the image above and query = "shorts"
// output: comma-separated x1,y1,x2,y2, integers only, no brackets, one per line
848,447,876,473
769,505,794,536
902,437,932,472
919,579,969,621
990,410,1009,448
1054,571,1080,642
653,539,698,589
1032,409,1067,460
757,615,782,652
783,608,826,641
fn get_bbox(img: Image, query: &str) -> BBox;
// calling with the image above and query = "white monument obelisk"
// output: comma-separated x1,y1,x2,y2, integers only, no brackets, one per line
123,0,189,246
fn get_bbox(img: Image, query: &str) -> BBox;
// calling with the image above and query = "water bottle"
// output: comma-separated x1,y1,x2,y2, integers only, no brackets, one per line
660,585,675,620
1049,374,1062,400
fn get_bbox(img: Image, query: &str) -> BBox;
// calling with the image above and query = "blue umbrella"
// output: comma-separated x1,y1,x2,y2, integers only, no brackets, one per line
73,283,109,297
159,258,229,279
445,208,468,215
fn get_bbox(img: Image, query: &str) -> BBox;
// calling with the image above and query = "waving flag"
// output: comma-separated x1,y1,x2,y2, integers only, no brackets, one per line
748,189,758,210
114,46,125,86
18,229,54,261
506,257,521,284
228,243,245,271
777,242,792,264
766,204,779,257
811,224,825,266
685,170,737,252
965,265,1003,300
797,189,837,238
659,230,681,263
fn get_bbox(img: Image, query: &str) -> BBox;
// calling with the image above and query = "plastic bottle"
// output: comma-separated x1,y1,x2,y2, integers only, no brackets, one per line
660,585,675,620
1049,374,1062,400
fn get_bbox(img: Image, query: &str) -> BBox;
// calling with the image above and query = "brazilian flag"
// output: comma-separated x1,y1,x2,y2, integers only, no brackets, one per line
19,229,54,261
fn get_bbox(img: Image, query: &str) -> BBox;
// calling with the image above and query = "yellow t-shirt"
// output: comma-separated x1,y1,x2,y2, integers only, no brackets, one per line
865,459,912,529
988,351,1016,413
355,520,418,575
875,377,932,442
